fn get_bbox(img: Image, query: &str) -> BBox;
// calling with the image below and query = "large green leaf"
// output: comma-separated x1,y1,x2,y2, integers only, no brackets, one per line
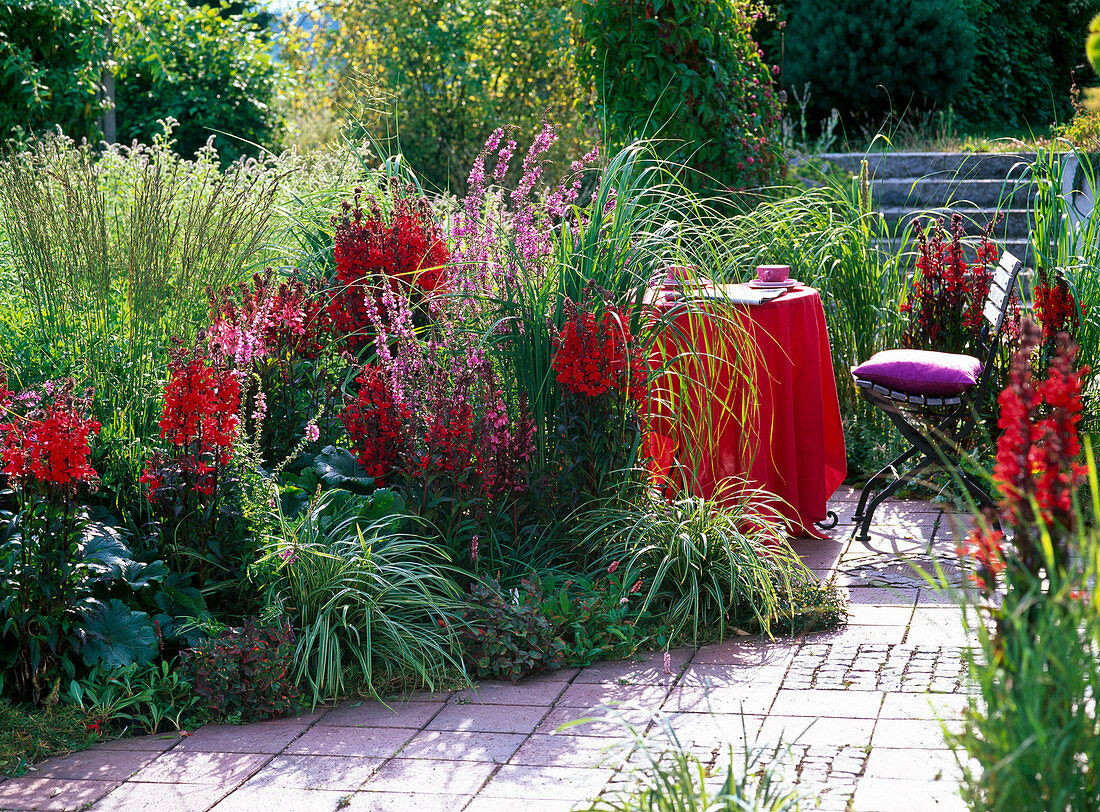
77,599,158,670
315,445,376,494
79,523,132,578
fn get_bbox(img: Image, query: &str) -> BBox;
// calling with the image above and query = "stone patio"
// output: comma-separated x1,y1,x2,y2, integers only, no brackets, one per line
0,487,980,812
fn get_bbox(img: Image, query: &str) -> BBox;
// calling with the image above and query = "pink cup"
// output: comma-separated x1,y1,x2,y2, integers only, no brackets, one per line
756,265,790,283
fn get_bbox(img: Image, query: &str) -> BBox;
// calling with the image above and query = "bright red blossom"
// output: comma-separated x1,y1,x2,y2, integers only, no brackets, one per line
339,367,410,485
552,294,649,404
328,185,450,352
0,379,100,491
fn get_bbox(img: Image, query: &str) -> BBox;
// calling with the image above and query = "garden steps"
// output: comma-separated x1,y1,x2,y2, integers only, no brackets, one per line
818,151,1038,264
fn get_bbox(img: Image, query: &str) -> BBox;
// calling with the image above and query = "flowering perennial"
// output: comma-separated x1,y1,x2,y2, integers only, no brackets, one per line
142,345,241,499
328,184,449,352
207,269,328,365
1032,268,1081,342
901,214,1002,354
339,366,411,485
552,292,649,404
0,377,100,492
958,320,1090,591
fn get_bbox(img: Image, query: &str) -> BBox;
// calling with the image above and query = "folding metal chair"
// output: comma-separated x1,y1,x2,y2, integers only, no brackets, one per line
850,250,1023,543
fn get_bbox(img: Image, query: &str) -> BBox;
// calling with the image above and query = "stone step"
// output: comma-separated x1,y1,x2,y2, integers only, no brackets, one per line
819,151,1038,180
872,177,1034,209
878,206,1032,240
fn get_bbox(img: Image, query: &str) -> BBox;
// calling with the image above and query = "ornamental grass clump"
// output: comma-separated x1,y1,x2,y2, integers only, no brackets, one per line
951,318,1100,811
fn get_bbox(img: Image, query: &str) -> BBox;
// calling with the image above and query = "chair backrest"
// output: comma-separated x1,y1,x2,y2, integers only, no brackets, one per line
973,249,1023,395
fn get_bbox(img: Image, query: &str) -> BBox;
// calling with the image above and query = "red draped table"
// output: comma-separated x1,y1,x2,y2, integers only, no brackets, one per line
646,283,847,537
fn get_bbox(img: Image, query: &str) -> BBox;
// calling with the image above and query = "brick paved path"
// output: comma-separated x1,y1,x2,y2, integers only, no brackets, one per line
0,487,978,812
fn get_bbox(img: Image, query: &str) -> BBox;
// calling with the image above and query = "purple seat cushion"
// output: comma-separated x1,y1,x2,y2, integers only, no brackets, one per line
851,349,982,396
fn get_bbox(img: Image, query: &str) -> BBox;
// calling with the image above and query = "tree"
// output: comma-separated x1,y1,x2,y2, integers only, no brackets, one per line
282,0,592,192
0,0,112,142
113,0,287,162
572,0,782,194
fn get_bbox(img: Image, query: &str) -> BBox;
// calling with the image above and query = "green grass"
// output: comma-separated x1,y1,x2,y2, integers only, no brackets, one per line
0,700,100,779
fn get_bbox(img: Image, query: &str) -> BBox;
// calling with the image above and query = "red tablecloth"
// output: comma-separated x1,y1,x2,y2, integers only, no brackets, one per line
647,283,847,537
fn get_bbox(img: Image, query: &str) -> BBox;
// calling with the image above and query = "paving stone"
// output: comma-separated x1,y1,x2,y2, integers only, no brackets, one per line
757,716,875,749
0,777,119,811
174,723,305,754
658,712,764,748
127,751,269,785
463,797,583,812
850,777,968,811
210,786,357,811
770,689,884,718
90,781,230,811
535,706,653,737
93,735,182,752
844,604,915,626
843,586,920,606
477,765,612,800
452,679,567,706
664,684,778,715
691,638,799,666
320,700,445,728
399,730,526,763
426,703,549,735
349,792,473,811
570,649,692,685
253,708,331,726
361,758,496,795
29,748,159,781
285,725,414,758
864,747,966,782
235,754,383,791
872,718,960,749
677,661,789,689
554,681,668,710
508,733,623,768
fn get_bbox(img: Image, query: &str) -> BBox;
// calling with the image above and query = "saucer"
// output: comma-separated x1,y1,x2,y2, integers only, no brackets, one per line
747,278,800,289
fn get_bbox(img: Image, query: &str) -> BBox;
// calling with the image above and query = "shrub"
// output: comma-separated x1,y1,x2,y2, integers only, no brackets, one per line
181,618,300,724
784,0,975,129
0,0,111,142
113,0,286,162
458,577,564,682
955,0,1097,131
573,0,782,193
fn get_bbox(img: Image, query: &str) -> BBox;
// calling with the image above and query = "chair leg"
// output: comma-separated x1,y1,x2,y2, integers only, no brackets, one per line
854,458,933,543
852,445,920,541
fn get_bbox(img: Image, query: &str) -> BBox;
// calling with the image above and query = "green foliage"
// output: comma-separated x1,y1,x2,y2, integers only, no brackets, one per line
0,128,277,441
181,618,299,723
114,0,286,162
458,577,564,682
957,0,1100,130
573,0,781,193
784,0,975,129
0,699,100,779
532,571,659,666
257,488,462,704
314,445,377,495
77,599,158,671
583,487,824,645
286,0,589,191
63,660,202,734
578,710,803,812
0,0,111,142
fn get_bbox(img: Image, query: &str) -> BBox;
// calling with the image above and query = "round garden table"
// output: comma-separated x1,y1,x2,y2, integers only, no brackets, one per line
646,282,847,538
